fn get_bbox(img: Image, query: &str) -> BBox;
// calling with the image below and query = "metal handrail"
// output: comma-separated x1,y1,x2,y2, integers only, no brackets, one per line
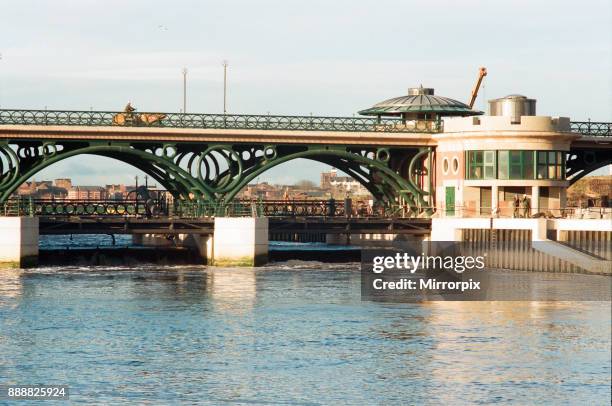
2,197,432,218
0,109,442,133
569,121,612,137
0,198,156,217
439,204,612,219
1,109,609,136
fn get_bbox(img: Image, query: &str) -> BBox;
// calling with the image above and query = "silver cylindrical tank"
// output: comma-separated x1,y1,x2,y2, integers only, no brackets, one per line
408,87,434,96
488,94,536,123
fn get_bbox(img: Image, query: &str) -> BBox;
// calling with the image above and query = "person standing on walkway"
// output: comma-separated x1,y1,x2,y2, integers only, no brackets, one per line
521,194,531,218
513,195,520,218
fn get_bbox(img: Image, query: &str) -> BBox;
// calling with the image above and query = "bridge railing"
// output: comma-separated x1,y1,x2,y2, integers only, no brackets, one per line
170,199,427,218
1,198,160,217
570,121,612,137
8,197,607,220
439,204,611,219
1,109,610,136
0,109,442,133
3,197,428,218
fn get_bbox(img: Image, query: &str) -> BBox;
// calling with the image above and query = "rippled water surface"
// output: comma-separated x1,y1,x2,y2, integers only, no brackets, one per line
1,263,610,405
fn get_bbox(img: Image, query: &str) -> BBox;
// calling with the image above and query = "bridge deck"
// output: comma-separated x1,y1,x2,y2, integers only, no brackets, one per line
0,124,437,146
1,110,609,143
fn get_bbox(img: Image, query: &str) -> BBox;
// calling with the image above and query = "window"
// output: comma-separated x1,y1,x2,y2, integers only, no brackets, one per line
484,151,495,179
524,151,534,179
443,158,449,174
537,151,564,179
466,150,564,180
468,151,483,179
509,151,523,179
452,157,459,173
498,151,509,179
507,151,535,179
466,151,495,180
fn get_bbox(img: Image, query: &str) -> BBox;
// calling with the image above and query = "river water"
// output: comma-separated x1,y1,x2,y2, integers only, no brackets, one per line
1,241,611,404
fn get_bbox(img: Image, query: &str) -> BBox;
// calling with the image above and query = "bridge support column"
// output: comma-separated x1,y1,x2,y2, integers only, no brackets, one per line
212,217,268,266
180,234,214,264
531,186,540,215
0,217,39,268
492,185,499,215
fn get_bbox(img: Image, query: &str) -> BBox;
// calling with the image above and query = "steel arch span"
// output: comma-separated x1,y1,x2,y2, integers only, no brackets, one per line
0,140,433,215
566,149,612,184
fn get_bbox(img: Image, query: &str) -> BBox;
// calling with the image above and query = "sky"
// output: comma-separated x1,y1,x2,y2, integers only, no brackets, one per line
1,0,610,185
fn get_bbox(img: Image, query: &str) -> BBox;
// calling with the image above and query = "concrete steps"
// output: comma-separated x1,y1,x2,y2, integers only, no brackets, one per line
532,240,611,274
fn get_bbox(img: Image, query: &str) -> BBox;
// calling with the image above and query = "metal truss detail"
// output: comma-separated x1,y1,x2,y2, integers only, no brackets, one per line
0,140,434,216
566,149,612,184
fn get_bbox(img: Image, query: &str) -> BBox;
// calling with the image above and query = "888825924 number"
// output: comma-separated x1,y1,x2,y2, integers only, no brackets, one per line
1,385,69,400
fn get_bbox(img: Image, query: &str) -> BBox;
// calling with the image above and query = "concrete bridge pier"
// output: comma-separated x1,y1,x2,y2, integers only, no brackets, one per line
0,217,39,268
127,219,270,266
212,217,269,267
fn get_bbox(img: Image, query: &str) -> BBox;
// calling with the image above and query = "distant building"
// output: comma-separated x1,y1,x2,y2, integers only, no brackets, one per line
16,181,67,199
12,178,167,201
35,184,68,200
106,184,127,200
54,178,72,190
329,176,368,196
320,170,336,189
238,182,282,200
68,186,106,200
16,181,39,196
320,169,370,197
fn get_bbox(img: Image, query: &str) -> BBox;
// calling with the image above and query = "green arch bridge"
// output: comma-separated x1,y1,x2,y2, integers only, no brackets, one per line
0,109,610,217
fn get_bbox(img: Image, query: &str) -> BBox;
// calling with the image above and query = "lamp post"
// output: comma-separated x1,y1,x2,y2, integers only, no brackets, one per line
182,67,188,113
222,60,228,114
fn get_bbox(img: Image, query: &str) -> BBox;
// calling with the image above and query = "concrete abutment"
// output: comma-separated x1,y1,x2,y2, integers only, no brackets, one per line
430,217,612,274
0,217,39,268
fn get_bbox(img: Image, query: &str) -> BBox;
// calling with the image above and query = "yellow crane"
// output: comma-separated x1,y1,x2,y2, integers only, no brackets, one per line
468,67,487,109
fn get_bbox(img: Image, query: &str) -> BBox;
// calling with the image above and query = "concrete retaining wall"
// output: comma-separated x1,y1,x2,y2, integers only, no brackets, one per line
434,217,611,274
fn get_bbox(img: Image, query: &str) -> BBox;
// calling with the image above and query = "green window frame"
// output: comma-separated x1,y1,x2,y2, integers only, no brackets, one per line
536,151,564,180
466,151,496,180
466,150,565,180
498,151,509,179
508,151,534,180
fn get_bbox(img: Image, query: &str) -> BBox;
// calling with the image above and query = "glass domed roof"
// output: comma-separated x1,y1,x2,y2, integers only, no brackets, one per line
358,86,482,117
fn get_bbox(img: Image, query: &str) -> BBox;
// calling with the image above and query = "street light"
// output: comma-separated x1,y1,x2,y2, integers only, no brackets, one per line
222,60,228,114
182,67,188,113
